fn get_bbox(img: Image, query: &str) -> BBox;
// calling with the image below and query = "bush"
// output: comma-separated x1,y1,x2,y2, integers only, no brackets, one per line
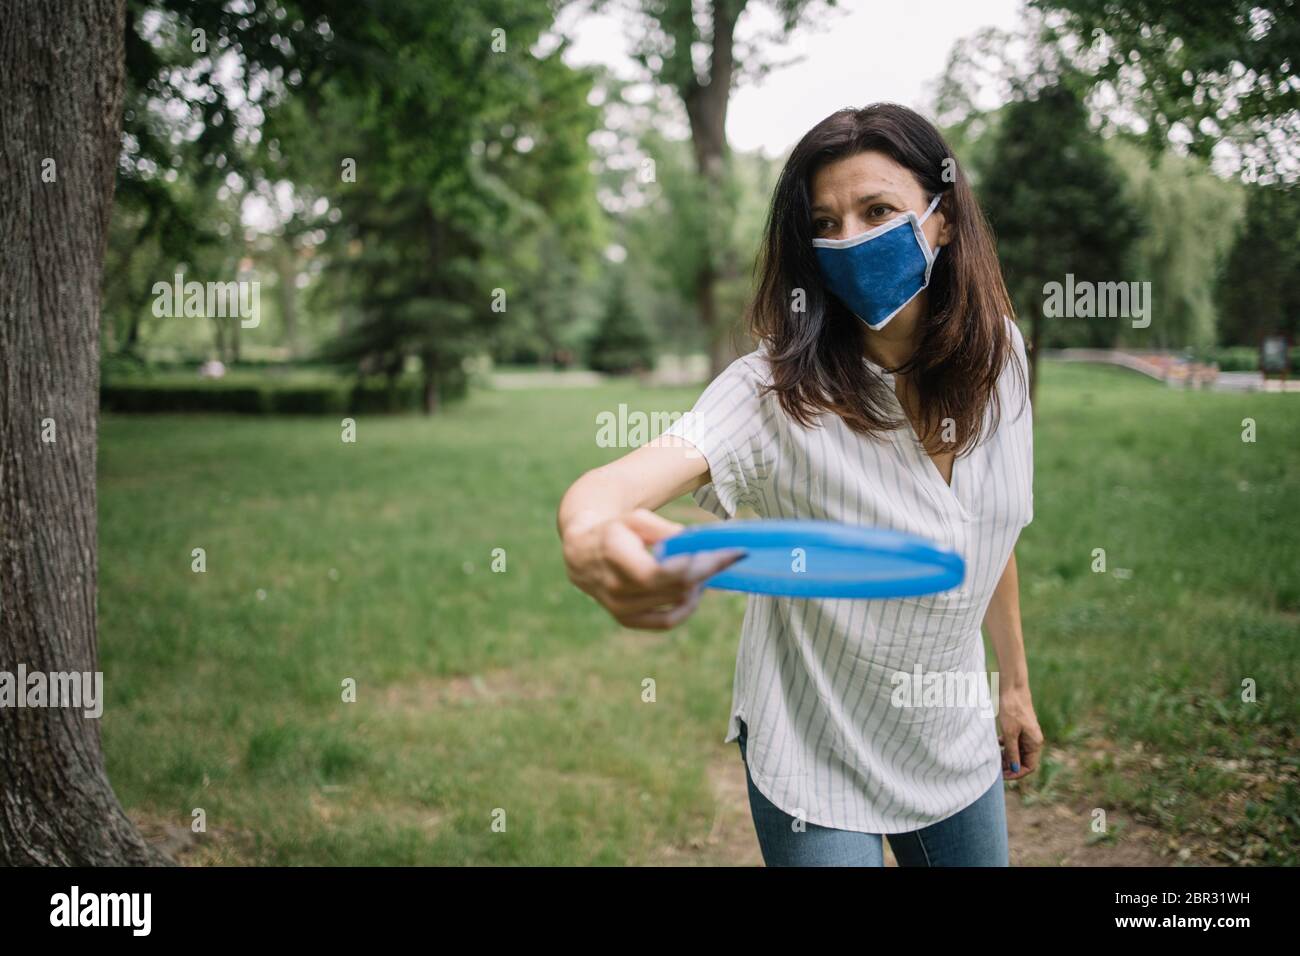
101,383,272,414
266,384,350,415
100,370,466,415
1193,346,1300,373
350,377,422,414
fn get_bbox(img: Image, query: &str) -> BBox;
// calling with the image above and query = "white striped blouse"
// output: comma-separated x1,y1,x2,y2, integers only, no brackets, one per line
662,317,1034,833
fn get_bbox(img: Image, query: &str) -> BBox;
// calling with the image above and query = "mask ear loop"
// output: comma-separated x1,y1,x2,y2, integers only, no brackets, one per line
918,191,943,225
915,191,945,273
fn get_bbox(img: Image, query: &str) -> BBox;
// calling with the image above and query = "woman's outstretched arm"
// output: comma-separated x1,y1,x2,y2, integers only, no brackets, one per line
557,436,745,631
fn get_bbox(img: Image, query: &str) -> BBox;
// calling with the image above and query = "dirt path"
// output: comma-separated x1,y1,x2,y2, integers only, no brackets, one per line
133,658,1181,868
136,745,1180,867
134,725,1180,868
652,745,1175,867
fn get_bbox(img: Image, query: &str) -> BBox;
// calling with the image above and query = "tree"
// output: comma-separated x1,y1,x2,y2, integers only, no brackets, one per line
1106,137,1246,350
588,271,657,373
1034,0,1300,178
107,0,337,358
0,0,170,865
614,0,835,376
276,0,602,412
980,80,1143,397
1216,184,1300,345
614,126,778,357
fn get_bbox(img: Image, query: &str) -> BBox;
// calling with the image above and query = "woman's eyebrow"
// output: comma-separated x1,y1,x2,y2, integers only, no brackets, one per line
810,192,899,214
854,192,899,206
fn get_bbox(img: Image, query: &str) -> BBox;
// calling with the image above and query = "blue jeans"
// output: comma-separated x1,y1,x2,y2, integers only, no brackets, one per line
737,719,1009,867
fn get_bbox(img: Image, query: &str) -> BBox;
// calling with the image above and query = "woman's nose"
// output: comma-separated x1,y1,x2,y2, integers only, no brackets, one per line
832,216,869,241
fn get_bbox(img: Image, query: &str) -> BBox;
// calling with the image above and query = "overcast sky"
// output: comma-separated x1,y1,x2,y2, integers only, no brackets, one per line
555,0,1026,158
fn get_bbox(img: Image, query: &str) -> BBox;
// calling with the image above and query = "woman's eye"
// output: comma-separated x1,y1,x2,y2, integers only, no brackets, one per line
868,204,892,218
813,218,834,233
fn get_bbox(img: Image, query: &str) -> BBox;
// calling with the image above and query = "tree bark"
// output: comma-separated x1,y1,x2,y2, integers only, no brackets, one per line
275,240,299,360
680,0,744,378
422,359,440,416
0,0,171,865
212,315,228,362
231,313,242,363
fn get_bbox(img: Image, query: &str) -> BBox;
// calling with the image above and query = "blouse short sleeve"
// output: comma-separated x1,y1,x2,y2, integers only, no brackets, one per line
660,351,775,520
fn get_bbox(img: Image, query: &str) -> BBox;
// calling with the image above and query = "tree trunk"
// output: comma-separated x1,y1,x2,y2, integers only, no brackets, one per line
422,361,440,416
0,0,171,865
695,267,726,377
119,204,158,356
212,315,227,362
123,310,142,354
275,240,299,359
681,0,743,379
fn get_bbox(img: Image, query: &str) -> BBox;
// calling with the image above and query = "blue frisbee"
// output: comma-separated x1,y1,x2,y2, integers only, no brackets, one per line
653,519,964,599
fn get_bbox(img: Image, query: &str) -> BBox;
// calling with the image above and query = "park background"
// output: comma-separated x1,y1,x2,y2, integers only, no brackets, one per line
70,0,1300,863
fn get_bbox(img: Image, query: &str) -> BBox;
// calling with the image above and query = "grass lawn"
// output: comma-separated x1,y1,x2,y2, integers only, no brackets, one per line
98,361,1300,865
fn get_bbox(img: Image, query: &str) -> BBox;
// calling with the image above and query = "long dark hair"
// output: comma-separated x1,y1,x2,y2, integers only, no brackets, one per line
748,103,1023,455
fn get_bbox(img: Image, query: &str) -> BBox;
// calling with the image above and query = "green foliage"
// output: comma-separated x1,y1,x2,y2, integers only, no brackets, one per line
1216,184,1300,345
614,127,777,355
261,0,604,405
1034,0,1300,176
939,23,1269,352
587,272,656,374
103,383,280,414
981,81,1143,348
98,370,466,415
109,1,338,357
1192,346,1300,372
487,226,603,366
111,1,606,398
616,0,832,361
1104,138,1246,350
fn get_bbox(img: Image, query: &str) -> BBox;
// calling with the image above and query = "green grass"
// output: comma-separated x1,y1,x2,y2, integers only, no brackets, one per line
98,361,1300,864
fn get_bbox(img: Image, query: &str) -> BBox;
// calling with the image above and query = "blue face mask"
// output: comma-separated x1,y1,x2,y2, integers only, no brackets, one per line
811,192,943,330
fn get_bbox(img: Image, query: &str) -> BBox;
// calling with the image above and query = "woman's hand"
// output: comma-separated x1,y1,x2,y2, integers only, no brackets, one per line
561,508,744,631
998,684,1043,780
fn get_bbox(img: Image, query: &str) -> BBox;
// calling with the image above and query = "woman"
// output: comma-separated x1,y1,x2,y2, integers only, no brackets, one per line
557,103,1043,867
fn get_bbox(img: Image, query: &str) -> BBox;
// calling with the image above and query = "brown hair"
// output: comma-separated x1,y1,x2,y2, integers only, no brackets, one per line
747,103,1023,455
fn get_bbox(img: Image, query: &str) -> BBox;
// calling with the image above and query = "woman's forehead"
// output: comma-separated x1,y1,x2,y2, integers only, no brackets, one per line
810,151,922,205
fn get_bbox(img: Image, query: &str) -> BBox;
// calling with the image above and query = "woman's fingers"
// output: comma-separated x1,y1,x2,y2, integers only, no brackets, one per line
622,507,683,544
605,521,742,590
1018,732,1042,775
618,587,702,631
606,550,746,615
602,520,672,588
999,722,1042,781
663,548,748,585
609,587,695,615
999,731,1026,779
586,513,748,629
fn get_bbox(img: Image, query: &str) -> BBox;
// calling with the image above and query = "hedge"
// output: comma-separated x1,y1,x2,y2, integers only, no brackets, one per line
100,373,464,415
1192,346,1300,373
